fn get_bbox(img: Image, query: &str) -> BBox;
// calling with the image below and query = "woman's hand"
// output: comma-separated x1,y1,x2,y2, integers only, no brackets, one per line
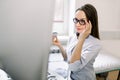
78,21,92,39
52,35,67,60
52,36,61,47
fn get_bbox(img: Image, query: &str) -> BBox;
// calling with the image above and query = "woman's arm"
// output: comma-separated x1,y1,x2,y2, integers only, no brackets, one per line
69,21,92,63
69,37,85,63
57,44,67,61
52,36,67,61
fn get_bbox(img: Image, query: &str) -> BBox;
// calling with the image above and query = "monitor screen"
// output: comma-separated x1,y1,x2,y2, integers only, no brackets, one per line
0,0,55,80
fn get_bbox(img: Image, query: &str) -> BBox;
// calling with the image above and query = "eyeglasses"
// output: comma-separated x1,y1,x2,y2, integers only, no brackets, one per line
73,18,86,25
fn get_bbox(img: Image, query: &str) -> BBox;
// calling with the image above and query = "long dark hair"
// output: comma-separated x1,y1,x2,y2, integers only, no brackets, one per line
76,4,100,39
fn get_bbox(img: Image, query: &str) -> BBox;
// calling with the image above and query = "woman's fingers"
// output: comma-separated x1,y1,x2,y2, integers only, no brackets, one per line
85,20,92,34
88,21,92,34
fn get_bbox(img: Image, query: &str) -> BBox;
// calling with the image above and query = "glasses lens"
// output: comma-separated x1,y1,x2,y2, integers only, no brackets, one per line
73,18,78,24
79,19,86,25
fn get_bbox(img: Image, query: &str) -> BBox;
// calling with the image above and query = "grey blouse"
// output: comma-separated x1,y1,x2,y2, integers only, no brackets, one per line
66,34,102,80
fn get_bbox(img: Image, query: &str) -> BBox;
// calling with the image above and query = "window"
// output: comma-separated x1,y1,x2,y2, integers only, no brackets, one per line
52,0,66,36
52,0,75,38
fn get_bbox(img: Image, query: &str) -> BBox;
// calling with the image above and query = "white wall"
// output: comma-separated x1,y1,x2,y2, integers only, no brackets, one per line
101,40,120,58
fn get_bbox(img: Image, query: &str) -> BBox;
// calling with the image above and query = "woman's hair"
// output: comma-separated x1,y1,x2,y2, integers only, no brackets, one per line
76,4,100,39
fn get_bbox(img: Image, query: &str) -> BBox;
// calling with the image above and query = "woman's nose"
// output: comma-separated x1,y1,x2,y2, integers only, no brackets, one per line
76,22,81,27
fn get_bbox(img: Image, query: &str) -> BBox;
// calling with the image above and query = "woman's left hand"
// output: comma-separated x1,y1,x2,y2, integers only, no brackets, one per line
78,21,92,39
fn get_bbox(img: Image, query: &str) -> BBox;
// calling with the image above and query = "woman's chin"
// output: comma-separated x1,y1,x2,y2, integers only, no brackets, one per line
77,31,82,33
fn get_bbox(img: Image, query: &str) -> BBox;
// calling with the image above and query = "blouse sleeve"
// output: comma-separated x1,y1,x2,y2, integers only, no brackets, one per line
68,43,102,72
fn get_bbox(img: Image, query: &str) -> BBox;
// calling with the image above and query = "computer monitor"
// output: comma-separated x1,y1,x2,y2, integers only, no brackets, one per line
0,0,55,80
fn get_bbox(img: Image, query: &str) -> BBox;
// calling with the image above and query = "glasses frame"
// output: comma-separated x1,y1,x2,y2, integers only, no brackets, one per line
73,18,86,25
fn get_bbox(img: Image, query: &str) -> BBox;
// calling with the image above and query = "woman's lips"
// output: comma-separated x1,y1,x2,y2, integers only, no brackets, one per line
77,28,82,30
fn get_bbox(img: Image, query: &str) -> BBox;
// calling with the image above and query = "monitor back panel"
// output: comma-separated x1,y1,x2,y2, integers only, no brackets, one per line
0,0,54,80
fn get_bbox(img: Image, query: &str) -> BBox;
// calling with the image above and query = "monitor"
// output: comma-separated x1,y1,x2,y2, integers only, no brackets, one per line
0,0,55,80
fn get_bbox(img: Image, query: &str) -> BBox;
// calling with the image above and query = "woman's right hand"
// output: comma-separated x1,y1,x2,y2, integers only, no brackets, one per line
52,36,61,47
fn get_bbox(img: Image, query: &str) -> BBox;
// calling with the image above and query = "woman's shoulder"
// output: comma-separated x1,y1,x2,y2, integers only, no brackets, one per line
85,35,102,46
83,35,102,52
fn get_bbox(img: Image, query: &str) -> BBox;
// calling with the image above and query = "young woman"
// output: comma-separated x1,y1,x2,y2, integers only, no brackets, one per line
52,4,102,80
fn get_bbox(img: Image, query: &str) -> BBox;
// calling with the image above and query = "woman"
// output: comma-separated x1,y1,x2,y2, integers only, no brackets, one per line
52,4,101,80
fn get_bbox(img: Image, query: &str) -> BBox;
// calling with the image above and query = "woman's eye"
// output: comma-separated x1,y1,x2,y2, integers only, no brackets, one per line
73,18,79,24
79,19,86,25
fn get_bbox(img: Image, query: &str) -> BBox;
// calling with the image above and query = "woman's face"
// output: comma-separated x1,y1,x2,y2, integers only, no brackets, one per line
74,10,88,33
